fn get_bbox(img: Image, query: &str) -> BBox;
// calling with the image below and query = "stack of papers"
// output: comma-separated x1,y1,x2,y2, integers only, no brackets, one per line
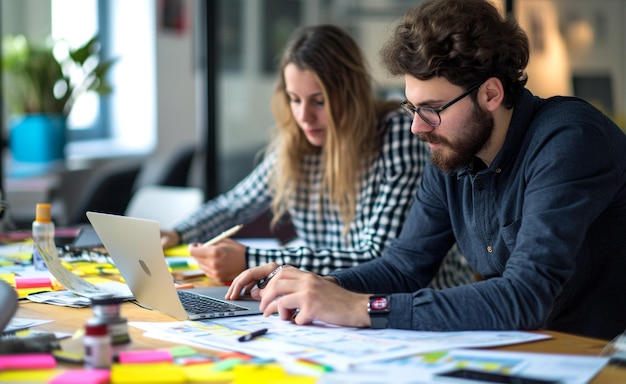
130,315,609,383
20,243,133,306
131,315,551,370
27,281,132,307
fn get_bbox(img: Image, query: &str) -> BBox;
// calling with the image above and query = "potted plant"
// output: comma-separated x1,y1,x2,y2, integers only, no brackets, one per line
2,34,117,163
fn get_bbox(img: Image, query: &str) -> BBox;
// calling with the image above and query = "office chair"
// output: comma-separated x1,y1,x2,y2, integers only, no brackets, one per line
124,185,204,229
133,144,198,190
66,162,142,225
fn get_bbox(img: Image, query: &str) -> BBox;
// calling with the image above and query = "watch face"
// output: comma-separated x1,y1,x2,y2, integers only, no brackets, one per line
370,297,389,311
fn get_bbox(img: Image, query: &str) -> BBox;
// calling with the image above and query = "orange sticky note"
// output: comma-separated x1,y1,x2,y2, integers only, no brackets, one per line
216,351,253,360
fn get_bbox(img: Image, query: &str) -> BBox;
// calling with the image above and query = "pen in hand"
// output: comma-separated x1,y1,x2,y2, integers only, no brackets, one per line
203,224,243,247
238,328,268,342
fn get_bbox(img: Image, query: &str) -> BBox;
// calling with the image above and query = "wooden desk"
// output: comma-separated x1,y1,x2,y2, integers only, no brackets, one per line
16,300,626,383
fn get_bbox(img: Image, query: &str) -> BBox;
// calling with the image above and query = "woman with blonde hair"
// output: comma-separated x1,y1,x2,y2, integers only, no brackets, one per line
161,24,473,288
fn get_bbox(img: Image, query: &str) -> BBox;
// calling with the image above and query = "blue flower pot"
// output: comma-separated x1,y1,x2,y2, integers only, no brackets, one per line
9,114,67,163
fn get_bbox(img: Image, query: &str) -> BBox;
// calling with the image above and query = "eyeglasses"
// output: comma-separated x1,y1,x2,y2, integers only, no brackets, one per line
400,83,482,127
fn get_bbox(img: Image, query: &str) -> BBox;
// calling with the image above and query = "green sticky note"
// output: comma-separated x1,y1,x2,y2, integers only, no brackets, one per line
167,346,198,358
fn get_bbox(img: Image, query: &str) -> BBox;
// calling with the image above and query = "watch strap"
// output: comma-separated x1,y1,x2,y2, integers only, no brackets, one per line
368,295,390,329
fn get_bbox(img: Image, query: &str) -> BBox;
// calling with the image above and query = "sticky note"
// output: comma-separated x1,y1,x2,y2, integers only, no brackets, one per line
0,353,56,369
118,349,173,364
182,363,234,382
16,286,52,298
166,259,189,269
0,369,58,383
210,358,245,372
49,369,110,384
110,362,185,383
166,345,198,358
216,351,253,360
164,245,191,256
15,276,52,289
174,354,216,366
233,363,286,379
0,273,15,285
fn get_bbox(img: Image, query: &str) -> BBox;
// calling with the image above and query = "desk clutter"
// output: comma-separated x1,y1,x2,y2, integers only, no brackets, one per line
0,219,619,383
0,231,205,302
0,345,319,383
0,221,319,383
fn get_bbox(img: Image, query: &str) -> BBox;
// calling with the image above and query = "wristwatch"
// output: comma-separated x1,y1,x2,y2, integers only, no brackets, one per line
368,295,391,329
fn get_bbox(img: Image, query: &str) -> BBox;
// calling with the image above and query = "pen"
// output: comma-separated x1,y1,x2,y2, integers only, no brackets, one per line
203,224,243,247
237,328,268,342
257,265,284,289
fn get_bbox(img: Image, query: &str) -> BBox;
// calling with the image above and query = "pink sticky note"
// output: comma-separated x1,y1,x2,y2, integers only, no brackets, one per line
49,369,110,384
15,276,52,289
0,353,56,369
117,349,173,364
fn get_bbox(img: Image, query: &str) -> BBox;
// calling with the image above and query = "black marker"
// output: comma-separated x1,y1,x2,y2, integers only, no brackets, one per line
238,328,268,342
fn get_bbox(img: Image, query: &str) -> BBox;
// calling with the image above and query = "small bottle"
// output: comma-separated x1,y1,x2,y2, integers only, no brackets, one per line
32,203,55,271
90,295,131,354
83,321,112,369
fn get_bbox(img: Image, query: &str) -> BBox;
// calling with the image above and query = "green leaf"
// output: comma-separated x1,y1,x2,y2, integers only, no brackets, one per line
2,34,118,116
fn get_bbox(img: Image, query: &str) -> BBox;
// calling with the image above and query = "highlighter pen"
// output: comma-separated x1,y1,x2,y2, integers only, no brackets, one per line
238,328,268,342
203,224,243,247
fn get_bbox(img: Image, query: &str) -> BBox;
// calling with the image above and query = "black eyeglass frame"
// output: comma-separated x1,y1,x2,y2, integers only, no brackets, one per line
400,82,482,127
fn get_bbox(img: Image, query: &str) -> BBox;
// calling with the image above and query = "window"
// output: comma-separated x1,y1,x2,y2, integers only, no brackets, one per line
50,0,156,156
51,0,100,139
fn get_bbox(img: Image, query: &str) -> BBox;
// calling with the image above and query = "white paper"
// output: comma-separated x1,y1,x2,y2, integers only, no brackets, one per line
130,314,550,371
318,348,609,384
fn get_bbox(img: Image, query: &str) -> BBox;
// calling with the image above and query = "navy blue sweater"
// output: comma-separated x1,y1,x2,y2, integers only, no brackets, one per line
332,89,626,340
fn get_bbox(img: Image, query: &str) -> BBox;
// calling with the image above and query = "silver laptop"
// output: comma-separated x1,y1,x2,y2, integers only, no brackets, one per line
0,280,18,333
86,211,262,320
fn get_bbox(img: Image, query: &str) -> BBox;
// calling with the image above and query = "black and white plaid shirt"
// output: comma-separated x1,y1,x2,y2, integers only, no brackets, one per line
175,110,473,289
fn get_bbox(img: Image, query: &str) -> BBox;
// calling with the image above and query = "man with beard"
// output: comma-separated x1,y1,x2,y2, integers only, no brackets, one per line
226,0,626,341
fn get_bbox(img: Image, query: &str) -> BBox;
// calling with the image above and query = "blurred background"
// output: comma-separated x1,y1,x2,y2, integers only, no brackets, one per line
1,0,623,230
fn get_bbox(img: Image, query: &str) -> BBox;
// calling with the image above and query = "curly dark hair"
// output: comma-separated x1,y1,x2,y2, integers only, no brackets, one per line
380,0,529,108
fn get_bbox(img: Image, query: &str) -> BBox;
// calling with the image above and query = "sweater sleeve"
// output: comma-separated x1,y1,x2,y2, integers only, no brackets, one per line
246,111,426,274
248,110,473,289
173,153,275,243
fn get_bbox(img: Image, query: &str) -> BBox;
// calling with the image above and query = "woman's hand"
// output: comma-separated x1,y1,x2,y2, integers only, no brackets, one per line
160,230,180,249
188,238,246,284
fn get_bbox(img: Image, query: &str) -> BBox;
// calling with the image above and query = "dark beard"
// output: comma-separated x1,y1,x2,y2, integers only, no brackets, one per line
419,104,494,173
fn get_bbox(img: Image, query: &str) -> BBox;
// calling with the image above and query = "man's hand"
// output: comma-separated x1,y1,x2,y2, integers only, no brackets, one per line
228,264,371,328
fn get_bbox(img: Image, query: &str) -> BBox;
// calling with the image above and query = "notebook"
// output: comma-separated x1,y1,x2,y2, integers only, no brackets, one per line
86,211,262,320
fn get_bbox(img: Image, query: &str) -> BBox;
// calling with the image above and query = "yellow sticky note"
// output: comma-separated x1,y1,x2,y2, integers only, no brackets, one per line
111,362,185,383
0,273,15,286
233,363,285,380
234,363,317,384
0,369,59,383
182,363,234,383
16,287,52,299
164,245,191,257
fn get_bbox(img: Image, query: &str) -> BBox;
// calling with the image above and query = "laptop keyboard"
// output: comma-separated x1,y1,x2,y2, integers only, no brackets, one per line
177,290,248,314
